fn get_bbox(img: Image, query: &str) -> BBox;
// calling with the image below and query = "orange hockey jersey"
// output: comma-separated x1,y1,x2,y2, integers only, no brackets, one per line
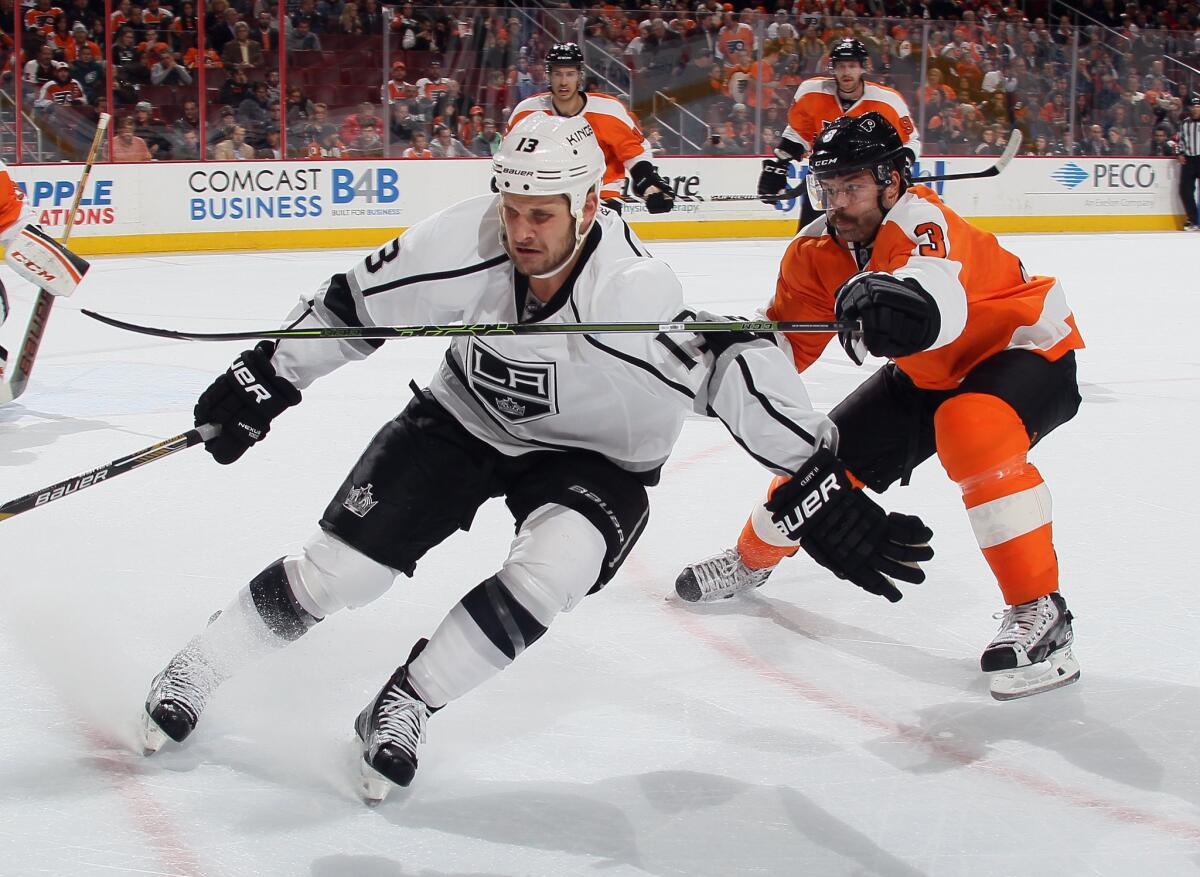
768,186,1083,390
782,77,921,160
508,92,654,199
0,162,30,234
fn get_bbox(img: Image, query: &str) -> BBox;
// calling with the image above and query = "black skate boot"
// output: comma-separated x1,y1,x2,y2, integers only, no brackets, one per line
141,632,227,755
355,639,435,804
982,591,1080,700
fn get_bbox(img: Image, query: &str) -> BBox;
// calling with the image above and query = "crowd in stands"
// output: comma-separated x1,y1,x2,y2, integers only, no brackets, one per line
0,0,1195,162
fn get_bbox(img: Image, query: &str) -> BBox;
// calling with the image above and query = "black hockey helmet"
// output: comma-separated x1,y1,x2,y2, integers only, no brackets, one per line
546,42,584,70
828,37,869,65
1188,94,1200,107
807,112,913,208
810,112,911,184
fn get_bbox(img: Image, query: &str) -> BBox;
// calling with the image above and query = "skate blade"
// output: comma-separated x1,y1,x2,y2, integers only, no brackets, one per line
989,648,1080,701
140,710,170,756
359,758,395,806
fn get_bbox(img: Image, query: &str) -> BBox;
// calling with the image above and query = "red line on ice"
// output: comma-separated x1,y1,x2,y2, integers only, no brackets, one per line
80,726,208,877
645,446,1200,842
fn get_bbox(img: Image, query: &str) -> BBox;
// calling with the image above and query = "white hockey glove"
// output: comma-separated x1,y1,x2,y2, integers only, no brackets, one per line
4,224,90,298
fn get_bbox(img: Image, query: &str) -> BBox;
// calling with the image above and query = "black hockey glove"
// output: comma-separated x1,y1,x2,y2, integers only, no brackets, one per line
194,341,302,465
834,272,941,365
766,447,933,602
630,160,675,214
757,158,791,203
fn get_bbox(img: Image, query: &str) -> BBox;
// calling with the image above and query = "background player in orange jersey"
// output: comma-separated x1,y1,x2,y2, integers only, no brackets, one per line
759,38,920,228
0,161,91,378
508,42,675,215
679,113,1083,702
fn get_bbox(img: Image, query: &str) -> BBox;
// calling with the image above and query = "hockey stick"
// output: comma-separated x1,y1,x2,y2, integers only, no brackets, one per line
703,130,1022,202
0,112,111,405
81,310,854,342
914,128,1023,183
706,182,807,203
0,423,218,522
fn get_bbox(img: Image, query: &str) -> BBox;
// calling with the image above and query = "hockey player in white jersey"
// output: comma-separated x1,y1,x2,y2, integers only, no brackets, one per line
139,113,933,803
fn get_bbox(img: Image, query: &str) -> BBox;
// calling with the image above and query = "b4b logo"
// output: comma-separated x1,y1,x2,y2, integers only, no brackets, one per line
467,339,557,424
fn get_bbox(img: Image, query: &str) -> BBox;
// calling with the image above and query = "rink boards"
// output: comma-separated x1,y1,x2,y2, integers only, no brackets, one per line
6,154,1184,255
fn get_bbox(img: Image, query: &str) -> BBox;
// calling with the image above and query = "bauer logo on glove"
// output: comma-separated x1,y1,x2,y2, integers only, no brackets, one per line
771,468,842,538
766,447,934,602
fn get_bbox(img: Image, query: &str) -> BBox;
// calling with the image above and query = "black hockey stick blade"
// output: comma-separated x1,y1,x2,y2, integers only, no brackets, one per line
0,424,219,522
915,129,1023,183
82,309,854,341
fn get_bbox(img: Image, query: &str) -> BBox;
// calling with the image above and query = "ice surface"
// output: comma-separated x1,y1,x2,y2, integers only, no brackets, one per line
1,233,1198,877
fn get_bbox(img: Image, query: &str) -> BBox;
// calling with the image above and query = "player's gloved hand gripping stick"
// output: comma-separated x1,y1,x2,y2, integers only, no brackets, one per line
0,341,304,519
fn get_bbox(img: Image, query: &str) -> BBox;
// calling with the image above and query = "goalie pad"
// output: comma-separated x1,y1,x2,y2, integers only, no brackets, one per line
4,224,89,297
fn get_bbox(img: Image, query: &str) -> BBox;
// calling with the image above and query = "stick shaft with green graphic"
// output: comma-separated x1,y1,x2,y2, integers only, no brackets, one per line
81,309,853,342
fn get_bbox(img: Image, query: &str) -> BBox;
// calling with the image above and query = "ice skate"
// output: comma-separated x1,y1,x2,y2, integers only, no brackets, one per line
355,640,431,804
141,635,227,755
675,548,774,603
982,592,1079,701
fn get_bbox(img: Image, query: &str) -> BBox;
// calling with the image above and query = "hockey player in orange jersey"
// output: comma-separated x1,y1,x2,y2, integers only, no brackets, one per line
679,113,1083,701
508,42,675,215
758,38,920,228
0,160,91,379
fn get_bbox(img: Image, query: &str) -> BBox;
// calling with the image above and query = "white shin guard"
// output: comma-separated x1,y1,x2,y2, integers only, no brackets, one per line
408,505,606,708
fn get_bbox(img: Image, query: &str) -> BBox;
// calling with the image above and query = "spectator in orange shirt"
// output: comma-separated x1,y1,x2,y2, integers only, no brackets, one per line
112,116,153,161
922,68,956,103
745,41,780,109
184,46,222,69
401,130,432,158
24,0,63,36
64,22,101,62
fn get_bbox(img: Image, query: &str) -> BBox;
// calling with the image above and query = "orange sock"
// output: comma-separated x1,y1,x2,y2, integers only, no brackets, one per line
737,475,799,570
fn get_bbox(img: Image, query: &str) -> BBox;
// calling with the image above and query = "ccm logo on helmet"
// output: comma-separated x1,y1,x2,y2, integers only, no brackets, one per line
565,123,595,145
232,359,273,403
773,472,841,539
10,250,57,283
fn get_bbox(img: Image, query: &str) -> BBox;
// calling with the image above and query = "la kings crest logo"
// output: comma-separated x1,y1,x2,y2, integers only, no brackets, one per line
467,339,558,424
343,483,379,517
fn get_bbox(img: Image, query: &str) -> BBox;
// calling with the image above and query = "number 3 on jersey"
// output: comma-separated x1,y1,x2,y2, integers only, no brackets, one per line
915,222,947,258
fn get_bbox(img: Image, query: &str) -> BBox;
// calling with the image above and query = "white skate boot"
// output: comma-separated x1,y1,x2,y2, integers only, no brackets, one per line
675,548,774,603
982,591,1079,701
141,635,227,755
355,639,432,804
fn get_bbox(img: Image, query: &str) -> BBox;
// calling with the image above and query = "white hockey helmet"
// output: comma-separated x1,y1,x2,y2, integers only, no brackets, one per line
492,113,605,218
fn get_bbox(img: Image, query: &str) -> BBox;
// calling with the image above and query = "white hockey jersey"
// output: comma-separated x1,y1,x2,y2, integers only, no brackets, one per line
270,194,836,483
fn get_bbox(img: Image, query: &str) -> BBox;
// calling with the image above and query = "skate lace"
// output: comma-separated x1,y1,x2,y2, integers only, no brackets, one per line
156,645,220,712
990,598,1052,648
691,548,767,600
375,685,428,754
